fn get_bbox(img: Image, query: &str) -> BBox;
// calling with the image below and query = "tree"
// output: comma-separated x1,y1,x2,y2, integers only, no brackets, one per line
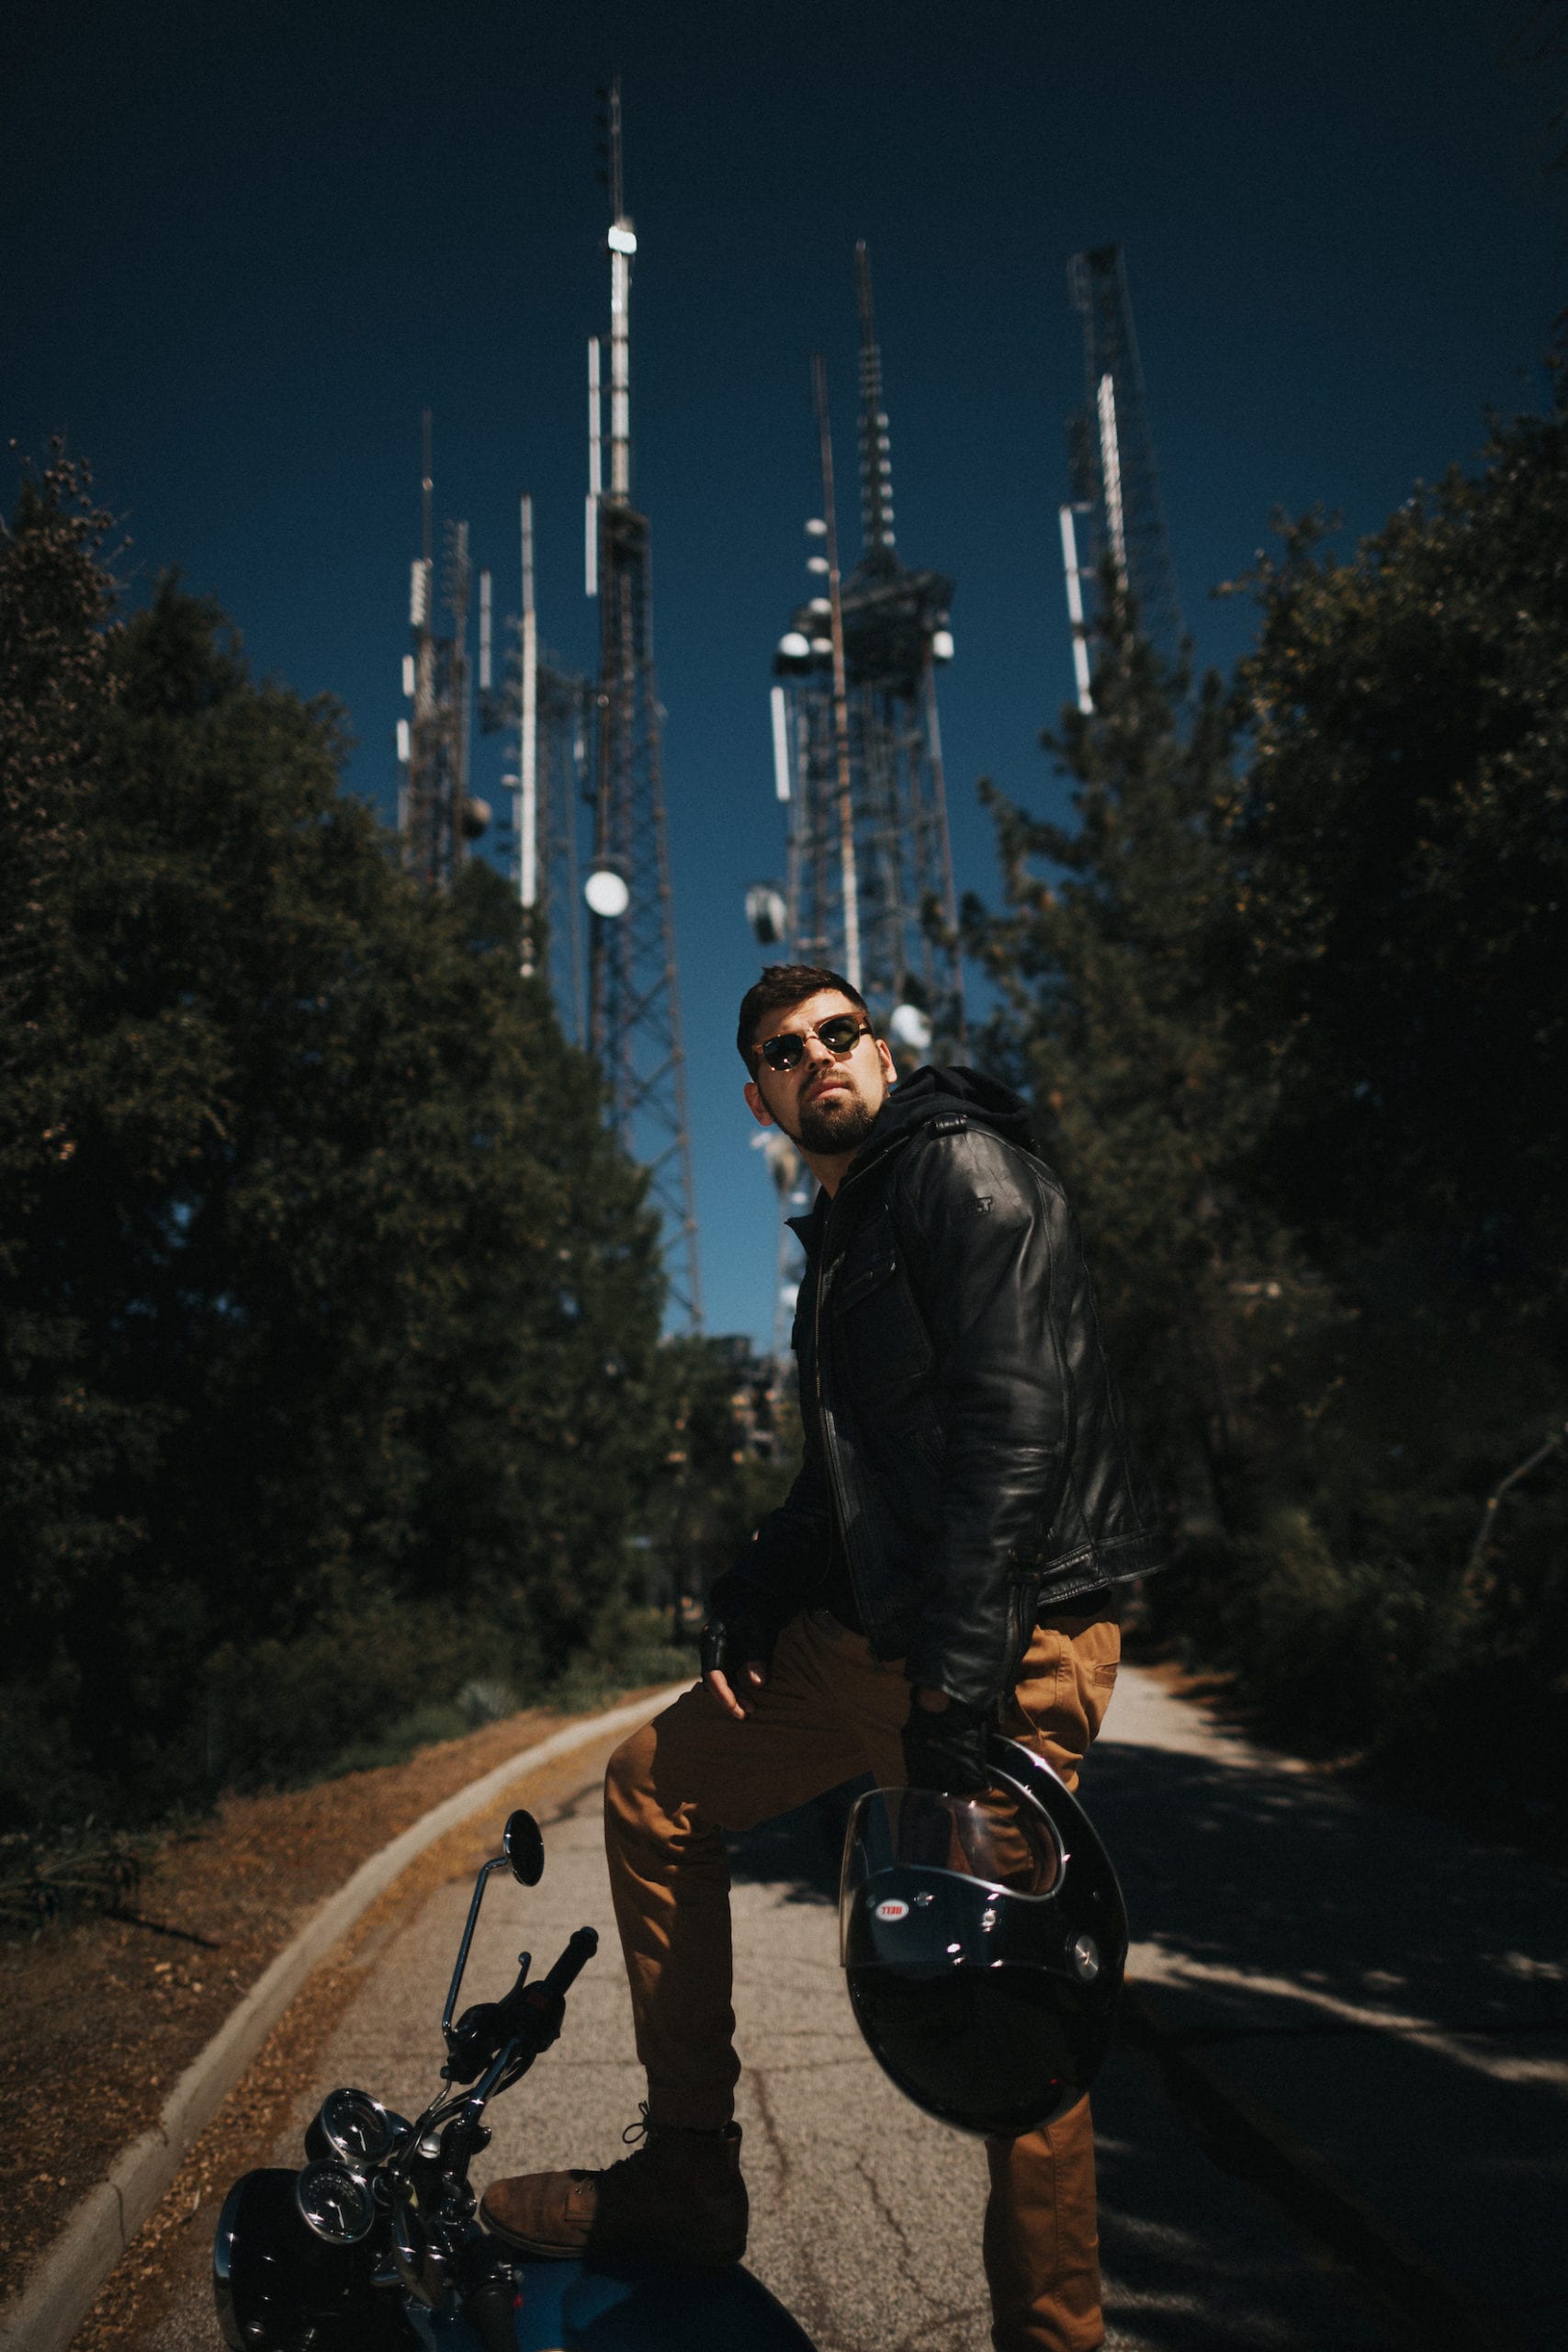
964,586,1280,1538
0,484,669,1823
1226,400,1568,1767
639,1338,797,1636
964,408,1568,1802
1234,398,1568,1295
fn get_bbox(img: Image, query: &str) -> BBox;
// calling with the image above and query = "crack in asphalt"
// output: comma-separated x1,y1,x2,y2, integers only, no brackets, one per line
747,2064,793,2182
851,2144,976,2333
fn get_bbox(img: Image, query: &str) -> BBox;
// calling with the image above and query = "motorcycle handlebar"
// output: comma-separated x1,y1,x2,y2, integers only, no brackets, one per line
540,1925,599,1998
484,1926,598,2062
445,1925,600,2087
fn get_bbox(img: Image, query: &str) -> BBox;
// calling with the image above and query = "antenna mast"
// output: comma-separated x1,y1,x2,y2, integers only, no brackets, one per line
584,81,703,1331
811,352,860,992
479,503,592,1036
758,245,965,1354
519,494,538,973
767,244,964,1047
397,413,486,888
1062,245,1184,686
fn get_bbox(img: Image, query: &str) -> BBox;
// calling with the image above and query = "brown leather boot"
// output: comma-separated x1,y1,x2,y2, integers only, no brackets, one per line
479,2113,747,2266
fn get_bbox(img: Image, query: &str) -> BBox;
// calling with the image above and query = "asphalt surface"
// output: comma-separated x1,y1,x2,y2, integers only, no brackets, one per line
1095,1672,1568,2352
113,1666,1565,2351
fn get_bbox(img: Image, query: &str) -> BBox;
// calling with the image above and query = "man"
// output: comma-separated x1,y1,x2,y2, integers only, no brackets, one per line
481,966,1165,2352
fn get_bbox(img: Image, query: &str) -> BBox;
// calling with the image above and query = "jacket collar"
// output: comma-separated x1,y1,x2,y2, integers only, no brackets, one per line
783,1064,1034,1260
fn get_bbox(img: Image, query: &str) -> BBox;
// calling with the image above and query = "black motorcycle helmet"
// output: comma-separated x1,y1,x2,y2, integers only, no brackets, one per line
840,1736,1127,2136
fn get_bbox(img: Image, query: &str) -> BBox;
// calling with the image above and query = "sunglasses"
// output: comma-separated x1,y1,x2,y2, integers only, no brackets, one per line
754,1014,872,1073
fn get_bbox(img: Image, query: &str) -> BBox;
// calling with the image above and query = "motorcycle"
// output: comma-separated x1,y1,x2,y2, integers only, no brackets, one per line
212,1808,813,2351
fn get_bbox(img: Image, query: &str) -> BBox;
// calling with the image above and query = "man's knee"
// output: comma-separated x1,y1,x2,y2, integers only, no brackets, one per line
604,1697,729,1850
605,1719,660,1832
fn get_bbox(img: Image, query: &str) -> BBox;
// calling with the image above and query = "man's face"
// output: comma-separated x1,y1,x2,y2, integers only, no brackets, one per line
743,989,896,1159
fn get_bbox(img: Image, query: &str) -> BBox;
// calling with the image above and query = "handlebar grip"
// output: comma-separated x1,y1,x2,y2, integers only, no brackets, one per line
540,1925,599,1999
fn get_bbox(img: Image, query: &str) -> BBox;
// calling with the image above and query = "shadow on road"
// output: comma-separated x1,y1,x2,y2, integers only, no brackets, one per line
725,1778,872,1905
1093,1734,1567,2349
719,1712,1568,2348
720,1757,1404,2347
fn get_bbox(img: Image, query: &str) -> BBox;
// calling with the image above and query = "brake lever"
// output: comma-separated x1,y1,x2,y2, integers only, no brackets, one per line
495,1927,597,2051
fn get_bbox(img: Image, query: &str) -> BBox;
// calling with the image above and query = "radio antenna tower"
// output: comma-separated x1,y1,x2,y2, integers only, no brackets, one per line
765,243,964,1054
478,498,591,1035
583,81,703,1330
397,412,488,887
1060,245,1184,708
756,243,965,1354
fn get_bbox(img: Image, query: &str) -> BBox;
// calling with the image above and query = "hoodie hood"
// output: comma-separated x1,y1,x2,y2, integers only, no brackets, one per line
858,1063,1037,1160
787,1067,1038,1255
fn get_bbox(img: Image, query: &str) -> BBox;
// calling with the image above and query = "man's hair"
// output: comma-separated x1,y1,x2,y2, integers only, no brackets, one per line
736,964,872,1068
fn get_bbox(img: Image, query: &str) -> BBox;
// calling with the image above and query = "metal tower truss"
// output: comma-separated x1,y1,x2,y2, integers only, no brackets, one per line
1063,244,1184,673
757,244,965,1361
479,499,591,1042
769,243,965,1066
583,85,703,1332
398,415,486,890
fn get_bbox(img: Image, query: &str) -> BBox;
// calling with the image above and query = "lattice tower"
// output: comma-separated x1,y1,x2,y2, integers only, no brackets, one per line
768,243,965,1060
758,244,965,1357
1064,244,1184,669
398,413,484,889
583,83,702,1331
479,496,592,1040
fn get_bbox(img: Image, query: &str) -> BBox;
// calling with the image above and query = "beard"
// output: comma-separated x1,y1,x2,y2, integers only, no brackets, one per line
792,1090,881,1157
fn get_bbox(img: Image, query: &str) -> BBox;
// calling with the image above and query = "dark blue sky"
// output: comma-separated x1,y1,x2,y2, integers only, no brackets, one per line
8,1,1563,1343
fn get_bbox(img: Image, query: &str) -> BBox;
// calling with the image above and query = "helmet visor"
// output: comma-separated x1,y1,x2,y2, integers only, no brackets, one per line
839,1786,1063,1963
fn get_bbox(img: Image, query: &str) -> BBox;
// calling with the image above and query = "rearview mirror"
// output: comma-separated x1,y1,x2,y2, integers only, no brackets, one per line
503,1809,545,1886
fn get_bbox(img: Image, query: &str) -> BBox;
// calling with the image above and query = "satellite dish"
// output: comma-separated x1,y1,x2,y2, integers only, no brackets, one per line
585,866,630,919
461,797,492,839
745,883,787,946
777,632,811,660
889,1002,933,1052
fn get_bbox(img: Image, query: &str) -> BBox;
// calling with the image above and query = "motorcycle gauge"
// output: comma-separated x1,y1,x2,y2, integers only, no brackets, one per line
316,2086,401,2165
295,2159,376,2245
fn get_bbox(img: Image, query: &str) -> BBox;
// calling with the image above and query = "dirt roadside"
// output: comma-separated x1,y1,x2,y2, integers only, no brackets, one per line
0,1688,681,2312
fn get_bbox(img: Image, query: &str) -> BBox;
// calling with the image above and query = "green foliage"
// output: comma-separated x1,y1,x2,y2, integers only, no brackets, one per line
636,1337,798,1626
0,1818,141,1938
967,403,1568,1822
1234,399,1568,1290
964,582,1289,1534
0,463,670,1828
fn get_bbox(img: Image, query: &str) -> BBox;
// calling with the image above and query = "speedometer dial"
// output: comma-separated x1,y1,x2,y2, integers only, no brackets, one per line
319,2086,399,2165
295,2159,376,2245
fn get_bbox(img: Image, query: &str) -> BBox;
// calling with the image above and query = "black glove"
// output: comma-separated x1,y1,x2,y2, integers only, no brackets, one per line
699,1611,777,1680
901,1694,993,1795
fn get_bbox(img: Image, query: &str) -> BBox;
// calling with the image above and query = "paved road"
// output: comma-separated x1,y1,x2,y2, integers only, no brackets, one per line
115,1665,1565,2349
1094,1672,1568,2352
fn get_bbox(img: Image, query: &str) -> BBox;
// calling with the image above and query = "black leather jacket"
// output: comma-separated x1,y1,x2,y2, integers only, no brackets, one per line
711,1067,1168,1712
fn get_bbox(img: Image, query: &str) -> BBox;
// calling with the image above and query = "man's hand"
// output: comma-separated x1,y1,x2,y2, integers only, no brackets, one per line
699,1616,773,1721
901,1689,992,1794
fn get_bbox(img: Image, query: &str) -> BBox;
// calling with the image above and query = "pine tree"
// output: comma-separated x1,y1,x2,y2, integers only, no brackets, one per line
964,585,1274,1537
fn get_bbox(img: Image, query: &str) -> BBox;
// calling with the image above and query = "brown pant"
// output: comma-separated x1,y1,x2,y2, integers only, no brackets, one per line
604,1601,1121,2352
